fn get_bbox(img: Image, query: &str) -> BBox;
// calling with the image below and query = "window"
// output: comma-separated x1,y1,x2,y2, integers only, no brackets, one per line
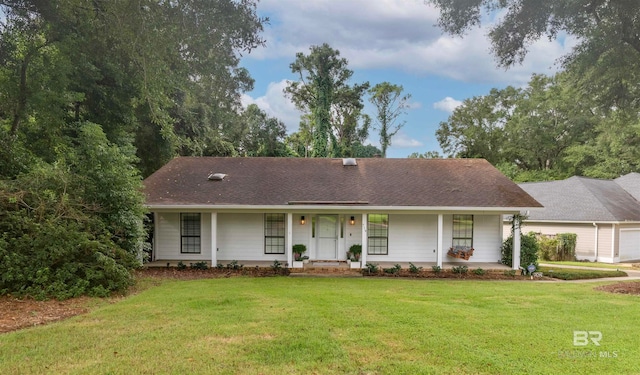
452,214,474,249
265,213,285,254
181,213,201,254
368,214,388,255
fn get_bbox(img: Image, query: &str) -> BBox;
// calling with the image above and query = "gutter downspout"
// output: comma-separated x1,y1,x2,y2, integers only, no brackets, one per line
592,222,598,262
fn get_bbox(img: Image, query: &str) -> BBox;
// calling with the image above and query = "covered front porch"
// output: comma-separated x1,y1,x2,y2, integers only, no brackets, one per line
150,210,524,270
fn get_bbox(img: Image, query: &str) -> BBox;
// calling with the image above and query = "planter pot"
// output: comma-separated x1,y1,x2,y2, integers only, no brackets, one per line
292,261,304,269
349,261,362,269
302,259,309,264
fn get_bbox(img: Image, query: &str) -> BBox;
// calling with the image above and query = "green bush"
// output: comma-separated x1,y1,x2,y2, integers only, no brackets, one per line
473,268,486,275
537,235,559,261
0,124,146,300
451,265,468,275
538,233,577,261
501,232,539,269
409,262,423,273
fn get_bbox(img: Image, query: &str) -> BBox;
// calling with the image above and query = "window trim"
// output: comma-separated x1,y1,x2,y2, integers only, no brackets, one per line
264,213,286,254
180,213,201,254
452,214,474,249
367,214,389,255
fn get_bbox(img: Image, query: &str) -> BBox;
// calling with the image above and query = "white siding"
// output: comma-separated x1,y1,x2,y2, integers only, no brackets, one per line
471,215,502,262
292,214,311,256
367,214,437,262
217,213,287,262
344,214,363,260
155,212,210,261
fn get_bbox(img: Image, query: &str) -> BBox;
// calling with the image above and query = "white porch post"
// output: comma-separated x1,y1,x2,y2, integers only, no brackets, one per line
360,213,367,267
287,213,293,267
437,214,443,268
512,215,521,270
210,212,217,267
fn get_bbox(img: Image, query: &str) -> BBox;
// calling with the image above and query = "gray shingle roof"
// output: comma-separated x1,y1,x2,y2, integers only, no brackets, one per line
520,174,640,222
143,157,541,208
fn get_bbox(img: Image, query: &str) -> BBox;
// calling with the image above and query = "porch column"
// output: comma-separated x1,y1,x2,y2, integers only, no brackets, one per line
286,213,293,267
436,214,443,268
211,212,217,267
512,215,521,270
360,213,367,267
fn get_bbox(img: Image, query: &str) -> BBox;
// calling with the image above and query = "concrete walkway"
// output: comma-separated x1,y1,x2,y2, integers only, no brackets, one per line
539,262,640,283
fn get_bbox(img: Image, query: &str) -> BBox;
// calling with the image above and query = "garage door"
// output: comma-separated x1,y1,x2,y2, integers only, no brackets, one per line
619,229,640,262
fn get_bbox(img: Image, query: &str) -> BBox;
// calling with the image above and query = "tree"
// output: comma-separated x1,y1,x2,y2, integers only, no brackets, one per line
0,0,266,298
436,87,517,164
239,104,289,157
428,0,640,68
408,151,442,159
284,43,369,157
368,82,411,157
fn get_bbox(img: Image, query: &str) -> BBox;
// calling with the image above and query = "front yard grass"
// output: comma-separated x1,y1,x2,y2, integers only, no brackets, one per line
539,266,628,280
1,277,638,374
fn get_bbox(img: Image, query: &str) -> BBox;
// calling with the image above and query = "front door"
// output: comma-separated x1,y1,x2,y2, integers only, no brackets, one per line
317,215,338,259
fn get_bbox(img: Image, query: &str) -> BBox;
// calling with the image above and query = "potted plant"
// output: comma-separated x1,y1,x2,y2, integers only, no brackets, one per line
347,244,362,261
347,244,362,269
292,244,307,261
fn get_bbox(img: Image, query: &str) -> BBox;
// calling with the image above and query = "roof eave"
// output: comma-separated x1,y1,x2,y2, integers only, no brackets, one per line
146,204,539,213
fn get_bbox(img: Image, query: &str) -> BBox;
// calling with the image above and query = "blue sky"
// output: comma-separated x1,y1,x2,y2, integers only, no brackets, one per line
240,0,577,158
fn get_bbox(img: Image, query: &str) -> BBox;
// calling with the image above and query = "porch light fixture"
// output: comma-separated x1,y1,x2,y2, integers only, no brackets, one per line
350,216,355,225
300,216,305,225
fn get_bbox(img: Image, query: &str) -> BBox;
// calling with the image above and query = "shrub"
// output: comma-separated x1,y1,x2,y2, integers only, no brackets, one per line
227,260,243,270
556,233,577,261
177,261,187,270
409,262,423,273
451,265,468,275
364,262,379,274
537,235,559,261
473,268,486,275
431,265,442,274
383,264,401,275
191,261,208,270
501,232,539,269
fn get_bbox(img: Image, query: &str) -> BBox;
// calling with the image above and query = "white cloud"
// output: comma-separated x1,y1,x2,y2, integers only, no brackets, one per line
249,0,577,86
241,80,302,132
433,97,462,113
390,131,423,148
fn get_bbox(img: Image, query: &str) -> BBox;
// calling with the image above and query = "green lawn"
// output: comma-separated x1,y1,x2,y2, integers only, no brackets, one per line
1,277,638,374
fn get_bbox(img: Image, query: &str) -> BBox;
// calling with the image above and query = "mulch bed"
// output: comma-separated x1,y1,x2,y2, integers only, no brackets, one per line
0,296,89,334
595,281,640,296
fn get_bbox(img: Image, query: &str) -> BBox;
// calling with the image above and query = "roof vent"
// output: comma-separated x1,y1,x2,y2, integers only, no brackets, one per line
208,173,227,181
342,158,357,166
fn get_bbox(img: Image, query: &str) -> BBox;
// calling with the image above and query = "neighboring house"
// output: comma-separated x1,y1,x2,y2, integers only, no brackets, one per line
510,173,640,263
143,157,541,269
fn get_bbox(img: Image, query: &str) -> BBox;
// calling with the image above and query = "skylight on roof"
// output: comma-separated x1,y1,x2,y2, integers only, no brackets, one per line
342,158,357,166
208,173,226,181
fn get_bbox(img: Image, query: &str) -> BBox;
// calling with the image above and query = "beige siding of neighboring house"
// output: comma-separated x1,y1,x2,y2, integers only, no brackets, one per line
517,222,597,261
597,224,614,262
